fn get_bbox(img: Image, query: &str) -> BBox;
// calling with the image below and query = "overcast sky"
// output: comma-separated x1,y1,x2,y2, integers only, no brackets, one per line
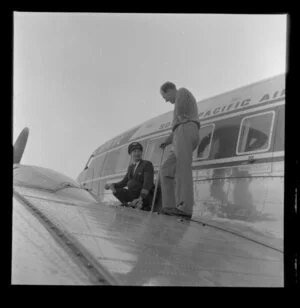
13,13,287,179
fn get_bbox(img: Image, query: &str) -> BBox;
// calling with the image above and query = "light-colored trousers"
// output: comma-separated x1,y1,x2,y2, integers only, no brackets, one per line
160,122,199,215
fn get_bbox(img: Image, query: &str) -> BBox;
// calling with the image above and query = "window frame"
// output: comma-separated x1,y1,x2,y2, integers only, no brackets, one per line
139,139,150,162
92,153,106,178
101,149,123,176
144,134,169,167
84,154,94,170
115,145,131,174
236,110,275,156
194,123,215,161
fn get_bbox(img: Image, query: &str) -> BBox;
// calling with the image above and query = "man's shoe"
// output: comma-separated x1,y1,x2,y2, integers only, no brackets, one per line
119,202,129,207
141,205,151,211
159,207,192,219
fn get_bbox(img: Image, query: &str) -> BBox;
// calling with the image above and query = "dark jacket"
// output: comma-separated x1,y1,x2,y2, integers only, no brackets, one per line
113,159,154,196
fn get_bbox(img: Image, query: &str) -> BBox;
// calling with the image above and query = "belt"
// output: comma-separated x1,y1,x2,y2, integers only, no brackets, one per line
172,120,200,132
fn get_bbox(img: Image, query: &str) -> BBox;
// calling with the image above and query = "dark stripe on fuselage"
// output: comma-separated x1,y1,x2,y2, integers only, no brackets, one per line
85,155,284,185
192,155,284,171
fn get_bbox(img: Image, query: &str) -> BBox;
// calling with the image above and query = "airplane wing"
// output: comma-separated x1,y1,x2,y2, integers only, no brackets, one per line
12,128,283,286
13,171,283,286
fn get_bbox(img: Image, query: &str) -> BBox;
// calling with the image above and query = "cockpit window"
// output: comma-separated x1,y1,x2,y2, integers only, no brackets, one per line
84,155,94,170
145,136,172,167
237,111,275,154
194,124,215,160
102,149,122,176
92,154,106,178
115,146,131,173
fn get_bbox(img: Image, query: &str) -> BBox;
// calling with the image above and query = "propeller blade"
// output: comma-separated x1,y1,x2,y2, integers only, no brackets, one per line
13,127,29,164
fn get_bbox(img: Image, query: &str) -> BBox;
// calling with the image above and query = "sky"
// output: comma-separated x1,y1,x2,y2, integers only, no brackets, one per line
13,13,287,180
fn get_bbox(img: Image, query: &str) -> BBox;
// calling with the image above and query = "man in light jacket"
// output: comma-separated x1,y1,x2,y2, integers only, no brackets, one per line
159,82,200,219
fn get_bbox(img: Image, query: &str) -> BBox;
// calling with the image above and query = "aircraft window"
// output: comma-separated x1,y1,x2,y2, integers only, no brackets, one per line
92,179,100,196
102,148,122,176
100,140,149,176
237,111,274,154
97,140,114,154
115,146,131,173
85,165,94,182
111,127,139,149
83,156,102,181
195,124,215,160
92,154,106,178
275,107,284,151
145,136,172,167
76,172,84,183
84,155,94,170
139,139,149,157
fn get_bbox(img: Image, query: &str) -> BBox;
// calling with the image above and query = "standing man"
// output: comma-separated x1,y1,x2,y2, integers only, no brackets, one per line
104,142,155,211
159,82,200,219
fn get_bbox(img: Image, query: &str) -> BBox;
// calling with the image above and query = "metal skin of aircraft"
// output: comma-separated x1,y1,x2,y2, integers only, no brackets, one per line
12,74,284,286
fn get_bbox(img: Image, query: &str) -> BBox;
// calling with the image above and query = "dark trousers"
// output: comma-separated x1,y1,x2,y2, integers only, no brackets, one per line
113,186,162,212
113,188,139,204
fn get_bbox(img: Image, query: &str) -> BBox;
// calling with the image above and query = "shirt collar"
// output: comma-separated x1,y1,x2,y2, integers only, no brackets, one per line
132,159,142,166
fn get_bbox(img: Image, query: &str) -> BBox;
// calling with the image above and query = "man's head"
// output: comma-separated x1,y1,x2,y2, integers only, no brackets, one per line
128,142,143,162
160,82,177,104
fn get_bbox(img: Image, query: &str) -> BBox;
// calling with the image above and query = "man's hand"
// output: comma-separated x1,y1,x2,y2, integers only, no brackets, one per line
104,183,116,193
140,189,149,199
160,133,172,150
159,142,168,150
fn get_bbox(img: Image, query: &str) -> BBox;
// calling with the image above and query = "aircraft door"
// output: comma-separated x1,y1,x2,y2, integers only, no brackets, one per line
234,109,278,222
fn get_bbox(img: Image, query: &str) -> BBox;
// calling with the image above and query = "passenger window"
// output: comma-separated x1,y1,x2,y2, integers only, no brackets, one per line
102,149,122,176
139,139,148,154
145,136,171,167
195,124,214,160
115,146,131,173
237,111,274,154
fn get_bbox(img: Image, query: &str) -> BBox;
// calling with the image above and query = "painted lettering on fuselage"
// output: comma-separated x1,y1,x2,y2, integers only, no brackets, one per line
157,88,285,130
159,122,172,130
198,88,284,120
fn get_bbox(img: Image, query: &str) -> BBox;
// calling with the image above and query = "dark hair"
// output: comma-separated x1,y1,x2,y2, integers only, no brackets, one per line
160,82,176,93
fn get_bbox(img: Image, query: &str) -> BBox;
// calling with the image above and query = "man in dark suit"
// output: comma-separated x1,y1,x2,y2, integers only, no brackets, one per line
104,142,155,211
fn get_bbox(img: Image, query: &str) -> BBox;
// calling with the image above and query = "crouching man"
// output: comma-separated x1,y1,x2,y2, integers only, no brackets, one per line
104,142,155,211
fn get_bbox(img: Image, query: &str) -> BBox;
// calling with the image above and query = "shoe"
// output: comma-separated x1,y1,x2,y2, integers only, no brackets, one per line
119,202,129,207
128,198,143,208
159,207,192,219
141,205,151,211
